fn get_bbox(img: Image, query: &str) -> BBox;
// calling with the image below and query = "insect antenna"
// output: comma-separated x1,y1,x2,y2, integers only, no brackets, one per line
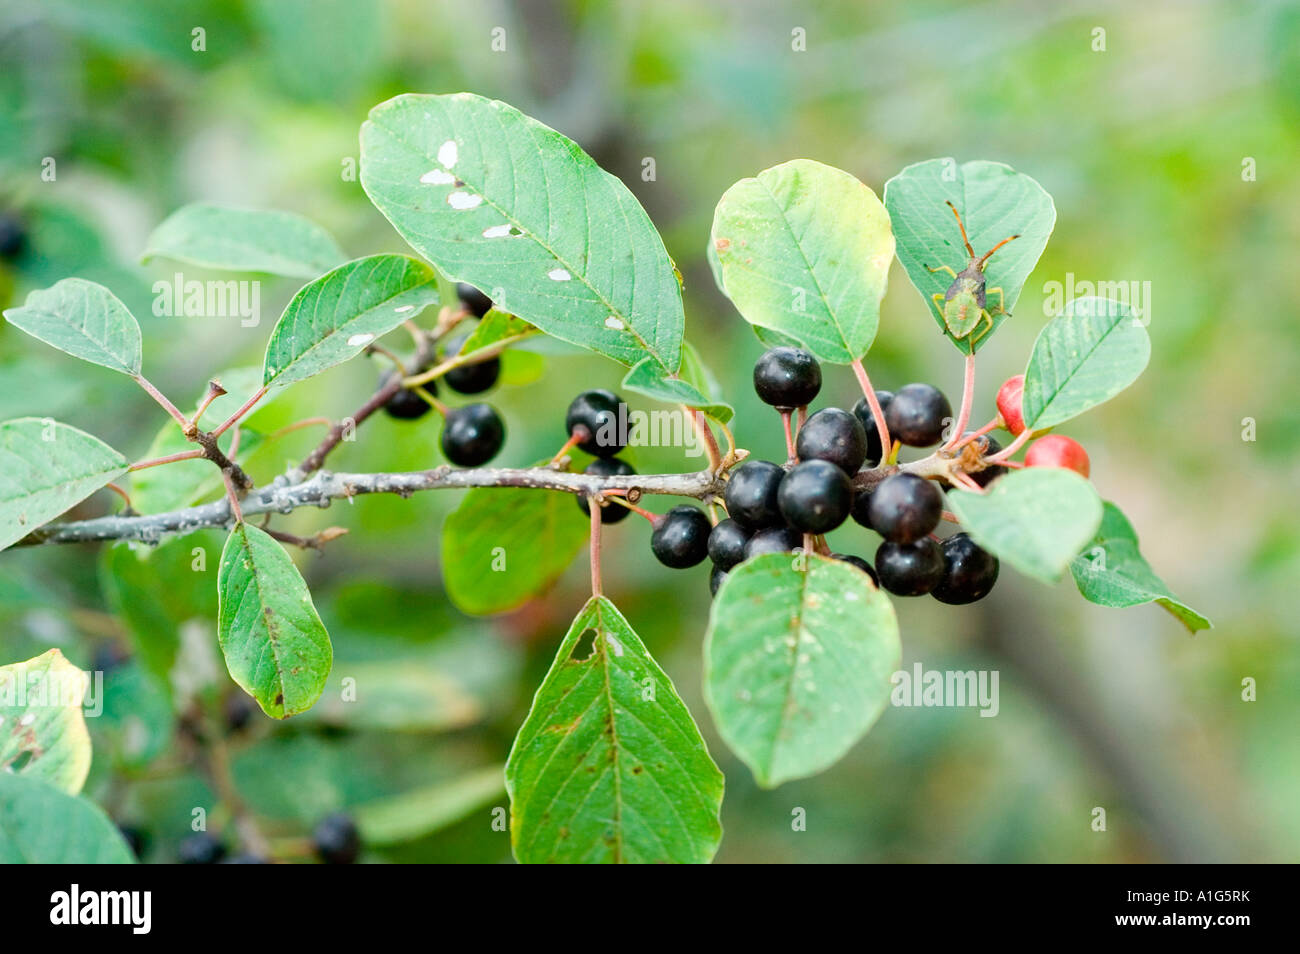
945,200,976,258
977,234,1021,268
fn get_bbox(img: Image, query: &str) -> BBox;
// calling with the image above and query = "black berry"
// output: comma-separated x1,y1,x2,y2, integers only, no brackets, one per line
224,690,257,733
852,390,894,465
178,832,227,864
884,383,952,447
850,487,875,529
222,853,271,864
932,533,999,604
777,459,853,534
831,552,879,586
651,506,711,569
381,370,434,420
724,460,785,530
867,473,943,543
795,407,868,476
441,403,504,466
709,565,728,596
743,525,802,560
753,346,821,408
457,282,493,318
968,434,1007,488
576,457,635,524
444,350,500,394
0,213,26,261
707,518,750,571
312,812,361,864
565,389,626,458
875,539,946,596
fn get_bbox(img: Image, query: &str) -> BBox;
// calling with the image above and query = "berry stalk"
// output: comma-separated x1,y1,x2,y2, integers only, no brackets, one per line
850,358,891,458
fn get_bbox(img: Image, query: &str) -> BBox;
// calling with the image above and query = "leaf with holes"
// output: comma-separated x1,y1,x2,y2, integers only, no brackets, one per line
621,356,734,424
360,92,684,371
217,523,332,718
263,254,441,388
440,481,589,616
885,158,1055,354
704,553,899,787
0,650,91,795
0,418,128,551
0,773,135,863
1021,297,1151,431
1071,502,1211,633
506,596,724,863
947,468,1103,584
142,202,347,278
3,278,142,375
711,159,894,363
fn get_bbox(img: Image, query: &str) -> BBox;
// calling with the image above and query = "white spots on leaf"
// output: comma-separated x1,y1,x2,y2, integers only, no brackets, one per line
437,139,458,168
605,315,625,330
447,192,482,210
19,713,35,726
547,268,572,281
347,333,375,347
419,169,455,185
482,224,513,238
394,304,415,313
604,634,624,657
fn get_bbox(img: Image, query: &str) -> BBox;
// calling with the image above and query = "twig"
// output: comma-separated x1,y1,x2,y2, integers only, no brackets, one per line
17,466,728,547
589,499,603,596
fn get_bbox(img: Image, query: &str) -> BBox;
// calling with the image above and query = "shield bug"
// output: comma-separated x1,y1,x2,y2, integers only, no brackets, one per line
925,201,1019,346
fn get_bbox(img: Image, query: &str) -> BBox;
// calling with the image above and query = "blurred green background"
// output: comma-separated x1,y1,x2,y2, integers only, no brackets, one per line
2,0,1297,863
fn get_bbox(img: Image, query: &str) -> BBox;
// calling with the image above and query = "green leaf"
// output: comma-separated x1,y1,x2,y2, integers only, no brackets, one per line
621,356,734,424
262,254,440,388
704,553,900,788
711,159,894,363
217,523,332,718
142,202,347,278
3,278,142,374
0,773,134,863
440,482,589,616
355,765,505,845
1021,297,1151,431
456,310,536,357
0,418,128,551
0,650,91,794
300,661,483,732
506,596,724,863
884,158,1056,353
360,92,684,371
947,469,1103,584
1070,502,1212,633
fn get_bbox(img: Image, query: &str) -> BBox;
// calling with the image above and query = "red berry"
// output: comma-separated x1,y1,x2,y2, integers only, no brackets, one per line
1025,434,1090,477
996,374,1026,436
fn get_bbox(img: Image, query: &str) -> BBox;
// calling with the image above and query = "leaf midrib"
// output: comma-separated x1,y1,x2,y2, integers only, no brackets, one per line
1026,308,1129,429
370,108,670,372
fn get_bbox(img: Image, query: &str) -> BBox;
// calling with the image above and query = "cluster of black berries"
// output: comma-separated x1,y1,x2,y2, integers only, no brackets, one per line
693,347,997,603
172,812,360,865
382,283,506,467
